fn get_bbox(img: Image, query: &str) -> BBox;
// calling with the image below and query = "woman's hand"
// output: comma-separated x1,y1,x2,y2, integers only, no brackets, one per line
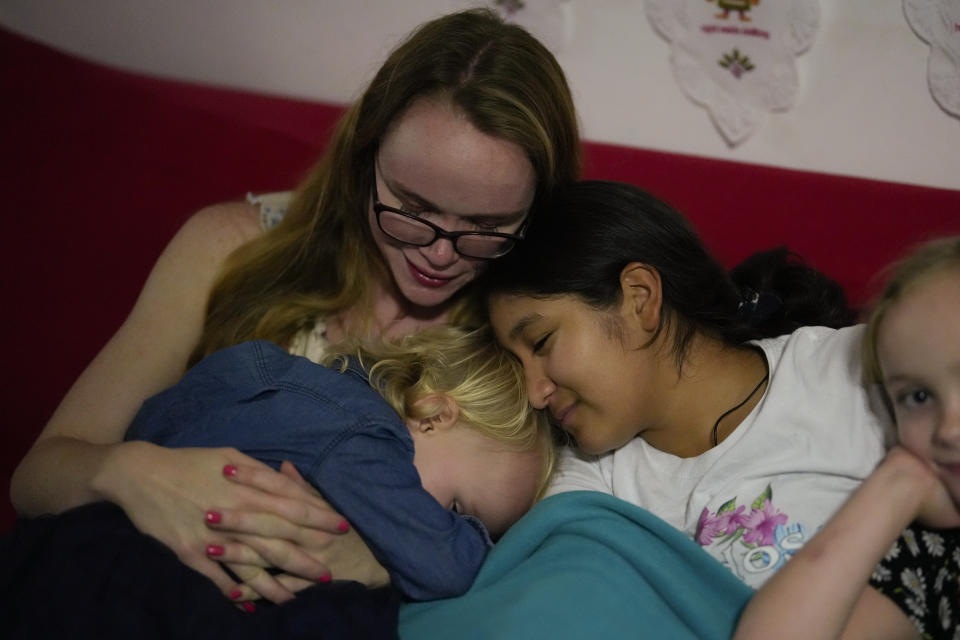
101,442,349,603
205,461,390,601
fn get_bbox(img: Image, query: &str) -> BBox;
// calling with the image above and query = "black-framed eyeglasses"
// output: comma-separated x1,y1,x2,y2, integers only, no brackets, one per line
371,180,526,260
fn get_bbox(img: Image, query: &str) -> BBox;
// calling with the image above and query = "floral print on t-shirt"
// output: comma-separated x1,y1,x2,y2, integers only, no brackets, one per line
696,484,809,582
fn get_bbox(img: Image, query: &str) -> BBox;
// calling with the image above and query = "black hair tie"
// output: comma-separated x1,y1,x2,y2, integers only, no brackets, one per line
737,286,782,327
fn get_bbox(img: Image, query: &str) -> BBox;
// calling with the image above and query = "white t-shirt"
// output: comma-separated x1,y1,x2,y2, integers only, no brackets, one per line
546,325,890,589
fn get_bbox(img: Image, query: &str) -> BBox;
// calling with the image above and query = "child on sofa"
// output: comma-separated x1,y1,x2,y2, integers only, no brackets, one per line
733,236,960,639
124,324,553,602
2,325,553,638
863,235,960,511
484,180,960,639
860,235,960,635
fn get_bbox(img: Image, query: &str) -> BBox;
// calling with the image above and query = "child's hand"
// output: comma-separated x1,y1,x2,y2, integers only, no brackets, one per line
916,480,960,529
916,468,960,530
884,446,960,529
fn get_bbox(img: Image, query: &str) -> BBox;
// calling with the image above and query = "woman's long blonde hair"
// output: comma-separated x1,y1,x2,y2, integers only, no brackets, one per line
322,324,557,499
189,9,580,366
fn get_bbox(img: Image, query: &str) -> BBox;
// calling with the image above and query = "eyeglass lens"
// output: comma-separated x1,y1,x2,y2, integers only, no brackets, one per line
377,209,514,258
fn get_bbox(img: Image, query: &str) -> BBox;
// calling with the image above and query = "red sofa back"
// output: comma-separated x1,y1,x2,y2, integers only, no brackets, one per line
2,27,958,531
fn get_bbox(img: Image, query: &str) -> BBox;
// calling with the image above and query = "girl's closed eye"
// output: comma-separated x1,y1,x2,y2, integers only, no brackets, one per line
532,333,551,354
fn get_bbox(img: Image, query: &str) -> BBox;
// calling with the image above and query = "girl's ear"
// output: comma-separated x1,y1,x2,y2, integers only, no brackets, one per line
619,262,662,332
412,394,461,433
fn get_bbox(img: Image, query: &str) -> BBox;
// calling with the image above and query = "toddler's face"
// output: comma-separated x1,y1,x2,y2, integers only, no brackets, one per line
411,420,545,538
877,270,960,505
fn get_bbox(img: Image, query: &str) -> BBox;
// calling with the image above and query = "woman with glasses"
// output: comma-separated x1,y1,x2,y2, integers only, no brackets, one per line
10,8,580,605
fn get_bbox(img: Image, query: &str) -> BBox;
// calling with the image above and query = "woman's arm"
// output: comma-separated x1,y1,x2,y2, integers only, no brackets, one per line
12,204,259,515
10,204,362,600
735,447,957,640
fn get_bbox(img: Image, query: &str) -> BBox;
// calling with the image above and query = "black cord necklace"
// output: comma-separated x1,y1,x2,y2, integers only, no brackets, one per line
711,373,769,447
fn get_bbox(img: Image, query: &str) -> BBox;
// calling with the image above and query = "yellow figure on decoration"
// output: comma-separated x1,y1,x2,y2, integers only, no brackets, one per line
708,0,760,22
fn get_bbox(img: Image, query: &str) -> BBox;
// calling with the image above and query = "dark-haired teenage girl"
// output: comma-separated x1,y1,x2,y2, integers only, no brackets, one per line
486,180,958,639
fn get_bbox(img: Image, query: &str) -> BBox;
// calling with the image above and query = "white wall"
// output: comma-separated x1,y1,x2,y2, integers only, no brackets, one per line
2,0,958,192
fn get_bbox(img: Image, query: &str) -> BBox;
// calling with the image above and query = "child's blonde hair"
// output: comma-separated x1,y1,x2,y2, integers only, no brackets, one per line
322,325,557,499
863,235,960,412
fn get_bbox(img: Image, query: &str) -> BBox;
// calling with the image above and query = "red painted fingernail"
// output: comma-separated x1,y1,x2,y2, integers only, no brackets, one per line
242,601,256,613
222,464,238,477
205,511,222,524
318,573,332,583
206,544,224,557
229,590,243,600
337,520,350,532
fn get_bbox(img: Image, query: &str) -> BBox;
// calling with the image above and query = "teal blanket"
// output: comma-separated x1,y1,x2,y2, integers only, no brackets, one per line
399,491,752,639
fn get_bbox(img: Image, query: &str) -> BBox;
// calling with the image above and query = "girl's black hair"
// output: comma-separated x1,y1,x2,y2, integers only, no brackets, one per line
729,246,853,336
484,180,853,362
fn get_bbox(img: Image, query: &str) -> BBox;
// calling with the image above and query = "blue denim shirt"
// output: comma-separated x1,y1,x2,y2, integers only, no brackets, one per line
125,340,491,600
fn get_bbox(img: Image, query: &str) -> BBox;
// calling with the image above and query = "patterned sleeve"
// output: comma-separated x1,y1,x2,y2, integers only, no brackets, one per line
247,191,292,230
870,523,960,639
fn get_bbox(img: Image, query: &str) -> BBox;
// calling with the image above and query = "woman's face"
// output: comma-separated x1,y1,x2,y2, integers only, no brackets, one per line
878,270,960,506
371,98,536,311
489,293,652,455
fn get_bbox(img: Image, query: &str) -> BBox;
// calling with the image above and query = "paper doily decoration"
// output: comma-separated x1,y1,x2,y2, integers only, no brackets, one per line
448,1,574,54
904,0,960,119
645,0,820,146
